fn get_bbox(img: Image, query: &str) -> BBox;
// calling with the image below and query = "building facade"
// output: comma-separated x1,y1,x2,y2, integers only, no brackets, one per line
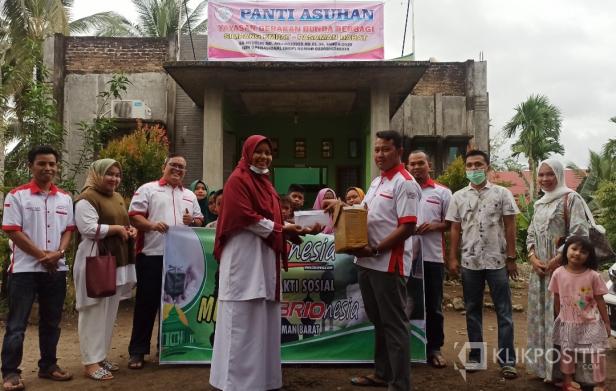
45,34,488,200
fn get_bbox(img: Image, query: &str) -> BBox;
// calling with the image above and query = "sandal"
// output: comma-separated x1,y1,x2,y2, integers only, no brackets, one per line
99,359,120,372
500,365,518,379
37,364,72,381
85,367,113,381
561,382,581,391
2,374,24,391
592,387,608,391
428,352,447,368
350,374,388,387
128,354,144,370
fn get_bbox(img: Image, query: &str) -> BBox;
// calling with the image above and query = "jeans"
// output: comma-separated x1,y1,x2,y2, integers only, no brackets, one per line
424,262,445,353
1,272,67,377
461,267,515,367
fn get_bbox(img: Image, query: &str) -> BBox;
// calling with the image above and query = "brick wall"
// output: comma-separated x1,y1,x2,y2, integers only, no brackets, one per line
411,62,467,96
65,37,169,74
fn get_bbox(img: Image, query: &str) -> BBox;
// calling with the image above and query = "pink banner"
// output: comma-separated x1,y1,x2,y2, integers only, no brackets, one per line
208,1,384,61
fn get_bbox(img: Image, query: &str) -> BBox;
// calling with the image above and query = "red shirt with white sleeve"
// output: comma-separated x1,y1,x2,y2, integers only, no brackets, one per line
2,181,75,273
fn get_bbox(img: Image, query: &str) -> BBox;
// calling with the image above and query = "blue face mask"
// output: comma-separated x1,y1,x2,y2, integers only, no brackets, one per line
466,170,486,185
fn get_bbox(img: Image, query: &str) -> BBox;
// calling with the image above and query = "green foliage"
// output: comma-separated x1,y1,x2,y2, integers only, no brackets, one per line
436,156,467,193
594,180,616,252
4,76,66,188
515,195,534,262
99,124,169,199
503,94,564,199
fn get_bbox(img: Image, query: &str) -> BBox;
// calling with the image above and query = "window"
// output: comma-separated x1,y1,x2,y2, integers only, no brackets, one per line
294,138,306,159
321,139,333,158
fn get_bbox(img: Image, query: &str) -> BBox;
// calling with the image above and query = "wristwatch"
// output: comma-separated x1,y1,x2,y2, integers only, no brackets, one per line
372,247,380,257
506,255,516,262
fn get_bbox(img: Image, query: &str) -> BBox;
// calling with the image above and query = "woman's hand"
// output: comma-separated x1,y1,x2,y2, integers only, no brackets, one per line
127,226,138,239
302,223,323,235
530,256,547,277
283,224,304,245
110,225,129,241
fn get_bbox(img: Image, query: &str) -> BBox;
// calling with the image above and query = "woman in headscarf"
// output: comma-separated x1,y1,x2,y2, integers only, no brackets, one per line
345,186,365,205
189,180,212,225
73,159,138,381
209,135,307,391
312,188,336,234
526,159,590,384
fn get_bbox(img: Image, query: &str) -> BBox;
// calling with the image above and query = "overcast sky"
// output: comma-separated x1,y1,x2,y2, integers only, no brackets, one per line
72,0,616,167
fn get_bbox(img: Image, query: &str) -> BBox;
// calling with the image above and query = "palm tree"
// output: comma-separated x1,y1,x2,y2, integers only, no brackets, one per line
88,0,209,38
503,94,564,198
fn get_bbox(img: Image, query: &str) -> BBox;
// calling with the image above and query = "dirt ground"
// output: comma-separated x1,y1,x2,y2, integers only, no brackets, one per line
3,274,616,391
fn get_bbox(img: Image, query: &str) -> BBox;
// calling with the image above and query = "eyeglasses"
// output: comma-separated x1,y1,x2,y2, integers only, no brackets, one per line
167,163,186,171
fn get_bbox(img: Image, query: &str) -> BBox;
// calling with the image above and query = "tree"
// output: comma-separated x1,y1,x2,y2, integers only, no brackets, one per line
99,124,169,198
436,156,467,193
88,0,209,38
503,94,564,199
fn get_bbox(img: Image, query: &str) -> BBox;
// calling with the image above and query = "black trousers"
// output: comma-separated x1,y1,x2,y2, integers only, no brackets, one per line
423,262,445,353
1,272,66,376
128,254,163,356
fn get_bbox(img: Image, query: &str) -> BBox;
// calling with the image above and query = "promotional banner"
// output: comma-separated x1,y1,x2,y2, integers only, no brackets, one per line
207,1,384,61
160,227,426,364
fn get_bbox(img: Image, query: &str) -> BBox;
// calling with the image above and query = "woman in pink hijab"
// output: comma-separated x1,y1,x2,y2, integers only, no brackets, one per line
312,188,336,234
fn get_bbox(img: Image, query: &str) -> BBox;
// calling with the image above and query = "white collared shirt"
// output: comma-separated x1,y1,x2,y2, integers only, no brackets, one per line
129,179,204,256
355,164,421,277
417,179,452,263
2,181,75,273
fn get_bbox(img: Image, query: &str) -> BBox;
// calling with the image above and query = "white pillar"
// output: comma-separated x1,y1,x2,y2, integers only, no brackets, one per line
370,86,390,178
202,87,224,190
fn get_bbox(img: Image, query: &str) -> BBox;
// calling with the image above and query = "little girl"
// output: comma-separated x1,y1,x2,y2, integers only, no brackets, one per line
548,236,611,391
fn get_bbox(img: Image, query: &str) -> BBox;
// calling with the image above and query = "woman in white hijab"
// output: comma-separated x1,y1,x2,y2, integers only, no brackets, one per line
525,159,590,384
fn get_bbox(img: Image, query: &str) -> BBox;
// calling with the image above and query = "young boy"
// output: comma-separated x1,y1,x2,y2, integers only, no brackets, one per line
280,196,294,223
287,184,305,212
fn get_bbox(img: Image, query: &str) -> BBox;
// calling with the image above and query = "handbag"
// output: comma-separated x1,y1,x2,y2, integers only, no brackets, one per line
561,193,616,264
85,225,117,298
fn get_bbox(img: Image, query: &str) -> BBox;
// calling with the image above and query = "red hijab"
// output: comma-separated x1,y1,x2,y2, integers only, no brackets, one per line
214,135,287,271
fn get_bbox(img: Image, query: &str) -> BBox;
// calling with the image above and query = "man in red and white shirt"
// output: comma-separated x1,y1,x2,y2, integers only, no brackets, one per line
407,151,452,369
349,131,420,391
1,146,75,388
126,154,203,368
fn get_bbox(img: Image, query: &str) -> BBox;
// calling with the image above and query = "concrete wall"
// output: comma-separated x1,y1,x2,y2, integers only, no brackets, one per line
172,35,208,184
390,60,489,168
52,36,174,187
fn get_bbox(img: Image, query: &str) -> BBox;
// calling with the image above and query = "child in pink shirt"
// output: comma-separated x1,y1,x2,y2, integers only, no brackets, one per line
548,236,610,391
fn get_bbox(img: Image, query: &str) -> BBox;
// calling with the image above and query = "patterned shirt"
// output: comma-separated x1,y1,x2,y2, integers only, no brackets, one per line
445,182,519,270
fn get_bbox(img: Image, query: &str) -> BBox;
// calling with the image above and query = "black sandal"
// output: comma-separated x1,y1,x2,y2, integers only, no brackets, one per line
128,354,144,370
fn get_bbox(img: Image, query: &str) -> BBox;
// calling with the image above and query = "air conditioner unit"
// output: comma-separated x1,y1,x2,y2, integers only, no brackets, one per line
111,100,152,119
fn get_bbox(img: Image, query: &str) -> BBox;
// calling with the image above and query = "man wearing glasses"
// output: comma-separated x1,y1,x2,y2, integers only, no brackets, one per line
126,154,203,369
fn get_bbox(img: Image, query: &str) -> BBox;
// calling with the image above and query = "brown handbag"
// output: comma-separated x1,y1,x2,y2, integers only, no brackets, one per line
85,225,117,298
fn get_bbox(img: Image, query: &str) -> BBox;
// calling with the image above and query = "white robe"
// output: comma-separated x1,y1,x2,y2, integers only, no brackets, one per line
209,219,282,391
74,200,137,364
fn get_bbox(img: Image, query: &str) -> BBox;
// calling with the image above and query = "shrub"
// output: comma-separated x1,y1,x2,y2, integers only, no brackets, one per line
436,156,467,193
99,124,169,199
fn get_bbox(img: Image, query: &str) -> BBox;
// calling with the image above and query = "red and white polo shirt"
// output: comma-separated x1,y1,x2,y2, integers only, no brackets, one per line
129,179,204,256
355,164,421,277
2,181,75,273
417,178,452,264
